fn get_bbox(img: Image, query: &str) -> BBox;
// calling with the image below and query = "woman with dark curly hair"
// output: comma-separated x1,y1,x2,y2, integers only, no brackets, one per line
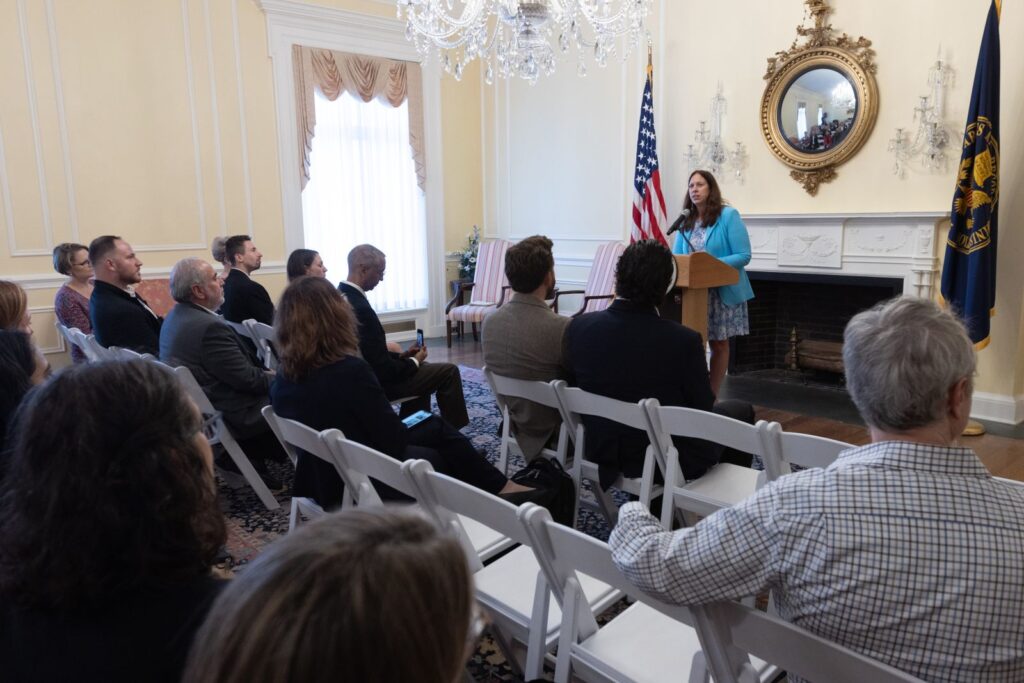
0,360,227,683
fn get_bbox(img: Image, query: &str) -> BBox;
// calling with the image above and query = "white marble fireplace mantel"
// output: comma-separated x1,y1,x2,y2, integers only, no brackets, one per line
744,212,948,299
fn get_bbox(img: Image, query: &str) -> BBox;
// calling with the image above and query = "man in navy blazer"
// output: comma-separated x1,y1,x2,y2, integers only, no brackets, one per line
88,235,162,355
339,244,469,428
160,257,281,488
220,234,274,325
565,240,753,489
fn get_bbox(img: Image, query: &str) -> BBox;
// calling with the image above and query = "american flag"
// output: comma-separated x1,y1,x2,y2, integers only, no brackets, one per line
631,67,668,245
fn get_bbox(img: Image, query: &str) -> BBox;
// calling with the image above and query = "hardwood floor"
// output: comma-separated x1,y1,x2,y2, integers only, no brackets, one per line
427,336,1024,482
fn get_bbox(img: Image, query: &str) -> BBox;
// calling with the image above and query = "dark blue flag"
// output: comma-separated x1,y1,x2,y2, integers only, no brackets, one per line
940,0,1000,349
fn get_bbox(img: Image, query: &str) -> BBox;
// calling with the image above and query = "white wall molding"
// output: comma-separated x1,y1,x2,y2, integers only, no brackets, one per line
230,0,255,234
12,260,287,291
202,0,228,234
43,0,78,242
971,391,1024,425
255,0,447,333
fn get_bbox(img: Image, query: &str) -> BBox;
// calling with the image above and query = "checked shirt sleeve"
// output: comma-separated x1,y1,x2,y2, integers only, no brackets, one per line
609,495,781,605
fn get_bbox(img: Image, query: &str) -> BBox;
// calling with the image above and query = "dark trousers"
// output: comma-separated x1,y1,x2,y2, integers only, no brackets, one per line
383,361,470,429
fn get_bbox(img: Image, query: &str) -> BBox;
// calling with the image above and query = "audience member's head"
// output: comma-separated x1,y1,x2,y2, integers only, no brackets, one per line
89,235,143,288
211,236,229,268
506,236,555,295
52,242,93,283
170,258,224,311
275,276,358,380
184,508,473,683
286,249,327,282
346,244,386,292
0,330,46,450
844,296,976,440
614,240,675,308
224,235,262,274
0,360,225,609
0,281,30,333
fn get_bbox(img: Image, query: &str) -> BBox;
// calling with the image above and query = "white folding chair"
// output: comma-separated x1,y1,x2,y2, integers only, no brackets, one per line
243,319,278,371
405,461,620,680
759,421,853,481
484,368,570,475
167,364,279,510
56,323,85,361
519,503,715,683
643,400,767,527
64,326,112,362
322,433,514,563
260,406,330,531
552,381,662,526
693,599,925,683
107,346,156,362
225,319,253,340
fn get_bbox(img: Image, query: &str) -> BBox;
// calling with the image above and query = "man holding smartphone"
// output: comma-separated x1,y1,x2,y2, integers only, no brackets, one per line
340,244,469,428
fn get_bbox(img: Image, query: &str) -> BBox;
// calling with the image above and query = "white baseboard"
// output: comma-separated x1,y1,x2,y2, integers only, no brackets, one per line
971,391,1024,425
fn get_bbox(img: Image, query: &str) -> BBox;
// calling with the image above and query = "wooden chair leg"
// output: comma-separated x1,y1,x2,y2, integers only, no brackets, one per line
472,322,479,341
446,320,453,348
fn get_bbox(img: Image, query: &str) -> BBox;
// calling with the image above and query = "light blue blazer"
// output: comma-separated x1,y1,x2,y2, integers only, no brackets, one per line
671,205,754,306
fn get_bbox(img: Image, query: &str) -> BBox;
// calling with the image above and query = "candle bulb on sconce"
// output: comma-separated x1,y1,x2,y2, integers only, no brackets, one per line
685,84,748,183
888,47,955,178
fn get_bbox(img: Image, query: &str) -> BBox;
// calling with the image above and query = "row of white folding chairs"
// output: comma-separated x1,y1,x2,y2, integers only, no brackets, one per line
252,407,922,683
56,322,113,362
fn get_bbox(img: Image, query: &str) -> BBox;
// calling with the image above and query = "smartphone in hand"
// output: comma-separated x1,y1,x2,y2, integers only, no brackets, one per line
416,328,425,348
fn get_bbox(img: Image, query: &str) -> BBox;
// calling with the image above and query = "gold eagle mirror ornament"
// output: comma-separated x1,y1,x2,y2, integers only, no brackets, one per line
760,0,879,195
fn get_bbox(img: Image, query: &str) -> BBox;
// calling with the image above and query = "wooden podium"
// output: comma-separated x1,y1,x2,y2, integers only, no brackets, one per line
660,253,738,342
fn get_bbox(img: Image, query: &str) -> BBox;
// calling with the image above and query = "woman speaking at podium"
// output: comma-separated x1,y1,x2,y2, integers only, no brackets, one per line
672,169,753,396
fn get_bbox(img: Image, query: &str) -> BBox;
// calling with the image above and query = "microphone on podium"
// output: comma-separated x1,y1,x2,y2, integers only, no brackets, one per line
665,208,692,237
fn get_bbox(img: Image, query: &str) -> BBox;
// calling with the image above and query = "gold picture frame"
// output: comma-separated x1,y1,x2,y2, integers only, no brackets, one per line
760,0,879,195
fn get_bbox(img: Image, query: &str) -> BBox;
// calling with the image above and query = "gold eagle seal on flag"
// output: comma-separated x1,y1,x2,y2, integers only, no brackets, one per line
949,115,999,255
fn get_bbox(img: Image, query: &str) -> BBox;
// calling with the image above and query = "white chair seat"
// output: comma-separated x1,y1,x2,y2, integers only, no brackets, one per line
679,464,765,516
460,514,515,561
474,546,619,637
575,602,704,682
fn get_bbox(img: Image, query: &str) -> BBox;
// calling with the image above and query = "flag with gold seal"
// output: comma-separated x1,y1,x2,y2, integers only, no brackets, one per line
940,0,1000,349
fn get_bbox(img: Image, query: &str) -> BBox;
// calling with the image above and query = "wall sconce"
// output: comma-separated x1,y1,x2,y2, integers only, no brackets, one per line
888,49,955,178
685,83,748,183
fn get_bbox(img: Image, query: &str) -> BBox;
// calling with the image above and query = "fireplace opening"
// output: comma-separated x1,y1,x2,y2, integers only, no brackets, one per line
730,272,903,387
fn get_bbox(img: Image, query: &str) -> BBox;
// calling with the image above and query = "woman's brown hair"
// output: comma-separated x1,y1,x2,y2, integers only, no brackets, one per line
0,280,29,331
184,508,474,683
275,276,360,379
681,169,727,232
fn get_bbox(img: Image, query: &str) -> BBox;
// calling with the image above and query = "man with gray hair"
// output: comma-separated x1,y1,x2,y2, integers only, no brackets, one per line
608,296,1024,682
160,257,281,489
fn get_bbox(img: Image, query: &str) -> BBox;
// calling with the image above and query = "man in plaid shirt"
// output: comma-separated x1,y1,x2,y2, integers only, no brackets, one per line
610,297,1024,682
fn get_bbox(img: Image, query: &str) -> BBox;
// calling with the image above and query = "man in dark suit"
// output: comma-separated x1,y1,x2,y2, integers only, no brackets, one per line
565,240,753,489
482,235,570,460
220,234,274,325
88,235,162,355
339,244,469,428
160,257,281,489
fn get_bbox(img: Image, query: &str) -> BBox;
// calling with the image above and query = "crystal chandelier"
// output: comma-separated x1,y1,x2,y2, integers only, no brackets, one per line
685,84,748,183
396,0,653,85
888,49,955,178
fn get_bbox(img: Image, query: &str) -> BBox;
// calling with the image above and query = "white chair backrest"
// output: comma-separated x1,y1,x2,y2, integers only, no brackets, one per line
581,241,624,313
760,421,852,481
71,330,111,361
486,369,565,414
107,346,155,362
244,319,278,370
553,382,653,439
171,365,216,413
644,401,765,462
226,319,252,339
695,599,925,683
260,405,321,469
322,432,419,505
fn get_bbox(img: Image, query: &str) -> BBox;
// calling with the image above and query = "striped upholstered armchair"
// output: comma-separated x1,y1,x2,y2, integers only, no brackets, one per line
445,239,511,346
550,241,625,317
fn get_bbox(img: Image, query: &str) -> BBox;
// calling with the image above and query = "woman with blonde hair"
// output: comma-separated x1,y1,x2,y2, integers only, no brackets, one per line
52,242,94,362
185,509,476,683
270,276,531,509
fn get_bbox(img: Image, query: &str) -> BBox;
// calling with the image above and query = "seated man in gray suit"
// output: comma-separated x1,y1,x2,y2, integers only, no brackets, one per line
482,236,570,460
159,257,281,490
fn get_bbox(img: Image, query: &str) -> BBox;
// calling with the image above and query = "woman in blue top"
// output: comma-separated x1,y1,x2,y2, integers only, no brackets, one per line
672,170,754,396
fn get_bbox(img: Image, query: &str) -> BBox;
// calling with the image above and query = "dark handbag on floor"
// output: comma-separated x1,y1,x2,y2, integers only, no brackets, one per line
509,457,575,526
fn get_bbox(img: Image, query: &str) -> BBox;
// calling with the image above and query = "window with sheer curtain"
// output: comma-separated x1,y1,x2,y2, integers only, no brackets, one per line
301,89,428,313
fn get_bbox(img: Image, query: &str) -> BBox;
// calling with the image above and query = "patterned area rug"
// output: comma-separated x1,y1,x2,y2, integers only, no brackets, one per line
216,366,632,680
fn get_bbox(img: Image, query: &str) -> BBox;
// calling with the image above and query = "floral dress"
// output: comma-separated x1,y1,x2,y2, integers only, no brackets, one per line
690,224,749,341
54,284,92,363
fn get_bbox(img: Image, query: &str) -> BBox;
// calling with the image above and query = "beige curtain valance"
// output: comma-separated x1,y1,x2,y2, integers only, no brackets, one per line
293,45,426,191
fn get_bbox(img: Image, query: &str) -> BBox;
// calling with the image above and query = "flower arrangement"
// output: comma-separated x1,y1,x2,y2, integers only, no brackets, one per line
453,225,481,280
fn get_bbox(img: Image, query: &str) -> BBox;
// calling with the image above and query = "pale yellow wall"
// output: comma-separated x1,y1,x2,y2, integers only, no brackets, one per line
0,0,484,367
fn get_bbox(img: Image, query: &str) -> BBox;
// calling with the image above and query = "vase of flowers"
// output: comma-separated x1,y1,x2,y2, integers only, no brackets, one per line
453,225,481,281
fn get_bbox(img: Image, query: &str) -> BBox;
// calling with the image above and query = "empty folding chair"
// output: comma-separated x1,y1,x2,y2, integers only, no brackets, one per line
405,460,621,680
260,406,330,531
168,364,280,511
519,503,717,683
759,420,853,481
322,432,514,563
485,368,570,475
552,381,663,526
643,400,767,527
693,599,925,683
